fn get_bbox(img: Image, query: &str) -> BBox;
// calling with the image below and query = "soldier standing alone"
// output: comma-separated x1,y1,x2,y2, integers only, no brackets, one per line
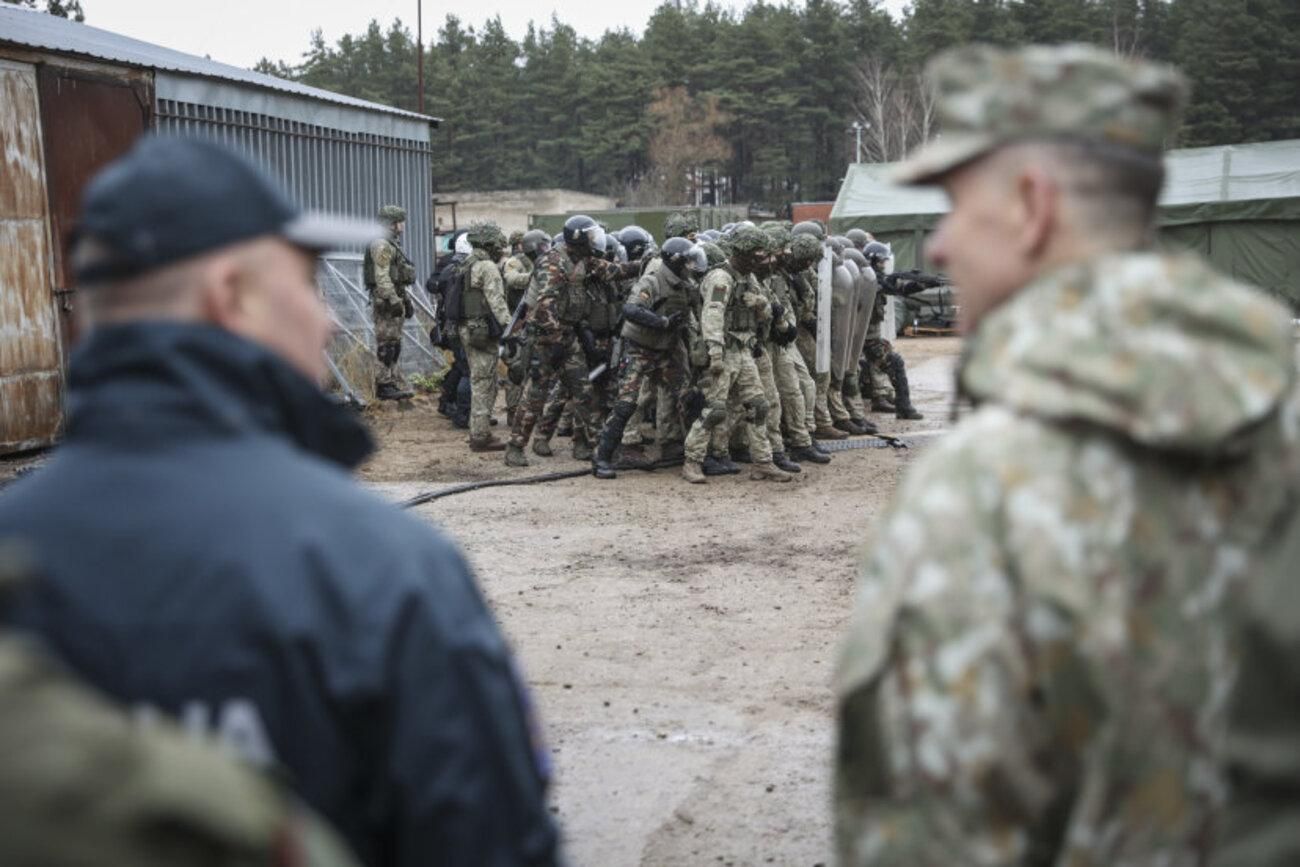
365,204,417,401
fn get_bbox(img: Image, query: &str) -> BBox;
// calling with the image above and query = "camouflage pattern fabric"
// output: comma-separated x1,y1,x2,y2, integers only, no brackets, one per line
599,342,690,449
367,234,411,390
509,335,598,451
835,252,1300,866
894,43,1188,185
684,345,772,465
503,253,534,311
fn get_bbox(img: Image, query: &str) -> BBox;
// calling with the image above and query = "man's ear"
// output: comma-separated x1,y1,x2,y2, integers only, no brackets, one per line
1013,165,1059,261
195,254,245,329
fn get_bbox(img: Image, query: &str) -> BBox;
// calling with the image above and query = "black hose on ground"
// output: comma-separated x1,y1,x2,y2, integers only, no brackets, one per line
397,432,910,507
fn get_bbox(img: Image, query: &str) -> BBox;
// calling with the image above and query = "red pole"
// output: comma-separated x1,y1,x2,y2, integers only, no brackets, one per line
417,0,425,114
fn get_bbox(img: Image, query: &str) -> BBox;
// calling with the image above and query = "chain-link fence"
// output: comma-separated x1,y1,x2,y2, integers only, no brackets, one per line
318,253,445,403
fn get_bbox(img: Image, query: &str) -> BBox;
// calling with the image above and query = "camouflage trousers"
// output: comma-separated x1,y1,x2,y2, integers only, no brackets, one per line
725,345,783,455
772,342,815,448
841,368,868,420
620,379,670,446
509,335,597,449
828,372,854,424
600,342,689,449
458,324,499,440
372,304,408,389
795,330,834,429
538,337,614,442
863,337,896,402
684,343,773,465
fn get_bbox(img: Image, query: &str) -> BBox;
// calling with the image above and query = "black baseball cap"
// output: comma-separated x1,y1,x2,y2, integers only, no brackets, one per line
71,135,382,284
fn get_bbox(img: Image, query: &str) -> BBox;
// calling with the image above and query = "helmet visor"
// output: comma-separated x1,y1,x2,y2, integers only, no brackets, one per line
686,245,709,275
581,224,606,254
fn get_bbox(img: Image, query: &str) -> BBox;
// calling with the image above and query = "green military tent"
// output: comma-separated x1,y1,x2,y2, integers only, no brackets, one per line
830,138,1300,312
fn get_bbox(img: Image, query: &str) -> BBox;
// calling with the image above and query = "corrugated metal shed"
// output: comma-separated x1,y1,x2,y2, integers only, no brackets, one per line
0,5,435,126
0,6,447,450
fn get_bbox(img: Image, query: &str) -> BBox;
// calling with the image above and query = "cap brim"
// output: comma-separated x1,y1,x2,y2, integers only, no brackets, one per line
890,133,997,186
282,212,386,253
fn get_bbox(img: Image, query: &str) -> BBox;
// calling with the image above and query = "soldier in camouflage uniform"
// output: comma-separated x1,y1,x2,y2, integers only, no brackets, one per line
0,546,360,867
501,229,551,426
457,221,511,451
505,216,635,467
621,213,697,462
592,238,704,479
789,223,847,441
767,230,828,466
365,205,417,400
835,43,1300,866
860,241,924,420
680,227,794,484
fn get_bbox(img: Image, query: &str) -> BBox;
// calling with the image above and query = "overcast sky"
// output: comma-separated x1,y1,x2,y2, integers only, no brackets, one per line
85,0,910,69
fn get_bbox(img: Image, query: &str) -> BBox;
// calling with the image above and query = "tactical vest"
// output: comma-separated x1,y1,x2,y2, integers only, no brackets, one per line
550,254,590,326
363,237,415,289
458,252,492,320
586,281,623,337
723,267,759,334
622,269,691,352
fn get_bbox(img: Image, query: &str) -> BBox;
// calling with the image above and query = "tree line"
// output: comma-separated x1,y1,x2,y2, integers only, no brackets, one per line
253,0,1299,210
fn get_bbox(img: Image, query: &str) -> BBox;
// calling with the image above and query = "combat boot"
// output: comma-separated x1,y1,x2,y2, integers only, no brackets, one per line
469,434,507,453
571,439,593,461
376,382,413,401
617,444,653,470
592,430,620,480
814,424,849,440
850,416,879,434
701,454,727,476
750,462,793,483
871,397,896,413
659,440,685,463
556,422,574,438
504,444,529,467
532,437,554,457
771,451,802,473
887,354,924,420
790,444,831,465
681,460,707,484
714,453,741,475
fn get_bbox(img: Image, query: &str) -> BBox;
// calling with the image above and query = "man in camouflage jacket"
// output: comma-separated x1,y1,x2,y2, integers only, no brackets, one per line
835,44,1300,866
365,204,417,400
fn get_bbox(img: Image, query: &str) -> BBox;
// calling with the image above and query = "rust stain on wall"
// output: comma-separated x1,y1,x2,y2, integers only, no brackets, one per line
0,61,62,453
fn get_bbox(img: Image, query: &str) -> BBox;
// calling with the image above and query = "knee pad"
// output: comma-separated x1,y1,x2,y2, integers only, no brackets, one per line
702,402,728,429
886,351,906,376
747,397,770,424
376,341,400,367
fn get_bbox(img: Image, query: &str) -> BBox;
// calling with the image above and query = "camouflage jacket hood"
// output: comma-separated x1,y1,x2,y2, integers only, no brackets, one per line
961,251,1296,457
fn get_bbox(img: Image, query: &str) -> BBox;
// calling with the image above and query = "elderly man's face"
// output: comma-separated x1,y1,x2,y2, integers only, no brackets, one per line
925,152,1042,333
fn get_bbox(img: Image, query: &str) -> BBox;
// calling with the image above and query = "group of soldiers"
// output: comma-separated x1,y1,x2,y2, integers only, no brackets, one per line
365,208,930,484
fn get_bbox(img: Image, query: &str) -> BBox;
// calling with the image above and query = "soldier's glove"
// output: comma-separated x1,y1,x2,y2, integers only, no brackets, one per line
770,301,785,322
752,344,764,359
578,327,601,369
664,311,686,331
402,297,415,319
500,336,520,360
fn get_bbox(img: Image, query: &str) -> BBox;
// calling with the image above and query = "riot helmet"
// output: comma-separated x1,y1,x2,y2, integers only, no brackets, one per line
521,229,551,260
618,225,655,261
845,228,871,250
562,214,607,258
661,237,707,278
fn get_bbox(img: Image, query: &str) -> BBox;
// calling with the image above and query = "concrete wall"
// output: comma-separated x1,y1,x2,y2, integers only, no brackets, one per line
437,188,618,236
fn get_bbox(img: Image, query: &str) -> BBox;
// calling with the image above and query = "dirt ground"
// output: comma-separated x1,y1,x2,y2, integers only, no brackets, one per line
360,337,962,866
0,337,961,864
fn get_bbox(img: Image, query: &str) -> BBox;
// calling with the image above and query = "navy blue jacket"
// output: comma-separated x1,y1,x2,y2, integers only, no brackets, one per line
0,323,559,867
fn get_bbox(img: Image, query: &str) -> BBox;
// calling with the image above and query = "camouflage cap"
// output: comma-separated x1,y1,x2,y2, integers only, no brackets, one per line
378,204,406,224
894,43,1187,186
788,234,823,269
508,230,524,245
466,220,506,251
664,212,699,239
